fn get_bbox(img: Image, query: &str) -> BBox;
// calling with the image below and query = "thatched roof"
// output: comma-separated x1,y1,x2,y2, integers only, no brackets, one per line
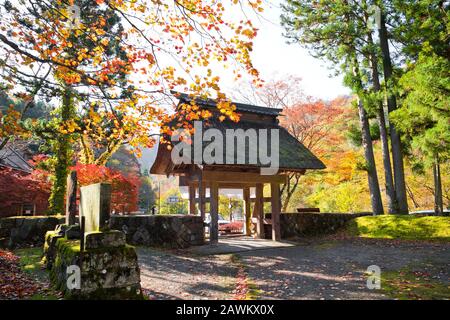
175,92,282,117
150,94,325,174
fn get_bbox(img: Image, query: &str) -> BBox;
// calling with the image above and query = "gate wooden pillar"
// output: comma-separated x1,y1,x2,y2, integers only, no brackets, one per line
188,183,196,215
271,182,281,241
199,180,206,220
210,181,219,244
255,183,265,239
243,187,251,236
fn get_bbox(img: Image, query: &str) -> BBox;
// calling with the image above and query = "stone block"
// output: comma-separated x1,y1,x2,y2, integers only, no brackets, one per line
46,236,142,299
65,224,81,240
43,231,64,269
84,230,126,250
132,226,150,244
54,224,68,235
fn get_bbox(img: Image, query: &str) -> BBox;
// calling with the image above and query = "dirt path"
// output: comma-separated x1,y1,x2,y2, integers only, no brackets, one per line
137,248,238,300
137,240,450,300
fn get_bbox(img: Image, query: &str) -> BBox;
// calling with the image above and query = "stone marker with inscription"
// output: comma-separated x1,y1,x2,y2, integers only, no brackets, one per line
80,183,112,232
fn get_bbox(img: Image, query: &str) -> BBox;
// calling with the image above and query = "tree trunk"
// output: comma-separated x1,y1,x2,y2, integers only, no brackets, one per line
358,100,384,215
378,11,409,214
48,89,74,214
65,170,78,225
79,134,95,164
433,156,444,216
95,139,122,166
281,172,301,212
350,53,384,215
406,184,420,209
376,108,397,213
282,193,292,213
367,42,398,213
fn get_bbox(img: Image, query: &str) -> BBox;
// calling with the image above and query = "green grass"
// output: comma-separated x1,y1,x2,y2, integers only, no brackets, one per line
346,215,450,241
382,268,450,300
14,247,45,277
13,247,60,300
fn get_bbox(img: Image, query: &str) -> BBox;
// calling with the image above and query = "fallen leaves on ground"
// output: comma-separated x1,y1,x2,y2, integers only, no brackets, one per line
0,249,48,299
0,249,61,300
233,264,249,300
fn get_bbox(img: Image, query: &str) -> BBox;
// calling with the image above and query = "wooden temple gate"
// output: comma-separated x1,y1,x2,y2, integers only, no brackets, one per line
150,93,325,244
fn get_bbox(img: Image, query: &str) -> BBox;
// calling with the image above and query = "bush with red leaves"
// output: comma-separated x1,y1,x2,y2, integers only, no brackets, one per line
72,163,141,214
219,221,244,233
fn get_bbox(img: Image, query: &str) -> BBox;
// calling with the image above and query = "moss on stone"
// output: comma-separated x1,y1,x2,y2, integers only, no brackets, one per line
80,241,135,255
43,231,58,252
47,232,142,300
55,237,81,254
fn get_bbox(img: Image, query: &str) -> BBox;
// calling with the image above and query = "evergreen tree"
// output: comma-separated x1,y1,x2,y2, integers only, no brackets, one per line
281,0,385,214
390,0,449,214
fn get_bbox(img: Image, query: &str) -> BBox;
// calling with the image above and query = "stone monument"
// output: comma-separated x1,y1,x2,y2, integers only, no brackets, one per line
44,182,142,299
80,183,111,233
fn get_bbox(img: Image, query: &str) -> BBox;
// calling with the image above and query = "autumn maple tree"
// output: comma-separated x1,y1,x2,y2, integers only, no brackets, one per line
0,0,262,213
279,98,348,211
73,163,140,214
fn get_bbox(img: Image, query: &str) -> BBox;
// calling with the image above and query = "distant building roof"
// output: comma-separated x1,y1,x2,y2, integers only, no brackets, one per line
0,144,33,172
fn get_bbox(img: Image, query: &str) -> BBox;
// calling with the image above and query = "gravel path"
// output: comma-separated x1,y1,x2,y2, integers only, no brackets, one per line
137,240,450,300
238,239,450,300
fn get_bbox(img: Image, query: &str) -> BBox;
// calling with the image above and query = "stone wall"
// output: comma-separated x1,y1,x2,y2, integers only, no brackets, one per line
0,216,65,248
109,214,204,248
280,212,372,238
